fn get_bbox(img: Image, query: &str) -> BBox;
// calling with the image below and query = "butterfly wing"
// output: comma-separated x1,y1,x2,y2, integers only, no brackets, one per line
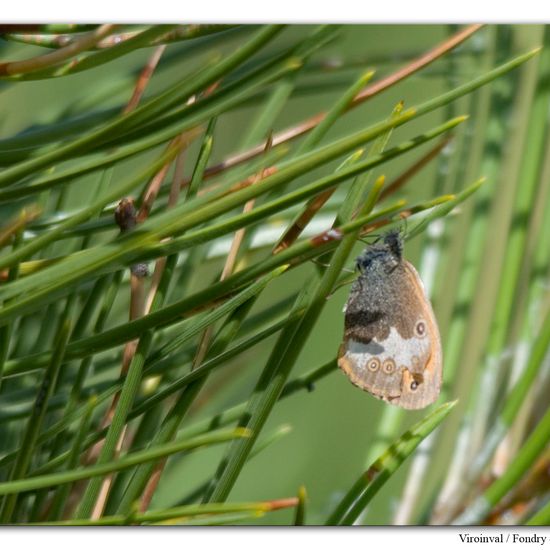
338,260,442,410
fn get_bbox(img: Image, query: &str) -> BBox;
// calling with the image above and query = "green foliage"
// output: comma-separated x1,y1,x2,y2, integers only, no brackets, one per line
0,23,548,526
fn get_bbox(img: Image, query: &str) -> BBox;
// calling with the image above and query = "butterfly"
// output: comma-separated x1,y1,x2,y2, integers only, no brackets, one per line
338,230,442,409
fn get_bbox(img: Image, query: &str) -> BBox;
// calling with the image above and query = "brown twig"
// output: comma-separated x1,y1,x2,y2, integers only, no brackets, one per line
193,135,274,362
134,150,187,514
88,197,150,520
181,24,483,188
139,86,219,314
76,44,174,520
144,150,187,314
137,138,274,513
353,25,483,104
136,161,172,224
124,45,167,114
380,136,453,200
0,24,117,77
273,129,450,254
115,92,219,515
89,161,172,520
273,188,336,254
200,166,278,198
264,497,300,511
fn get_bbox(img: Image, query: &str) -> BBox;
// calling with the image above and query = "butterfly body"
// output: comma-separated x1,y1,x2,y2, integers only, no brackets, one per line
338,230,442,409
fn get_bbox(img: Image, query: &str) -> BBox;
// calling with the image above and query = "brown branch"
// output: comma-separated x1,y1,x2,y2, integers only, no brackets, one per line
78,44,173,520
273,188,335,254
380,136,452,200
266,497,300,511
183,24,483,187
131,147,188,515
138,138,274,513
89,163,171,520
113,91,219,516
352,25,483,104
273,120,451,254
124,45,167,114
136,162,172,224
144,149,187,314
